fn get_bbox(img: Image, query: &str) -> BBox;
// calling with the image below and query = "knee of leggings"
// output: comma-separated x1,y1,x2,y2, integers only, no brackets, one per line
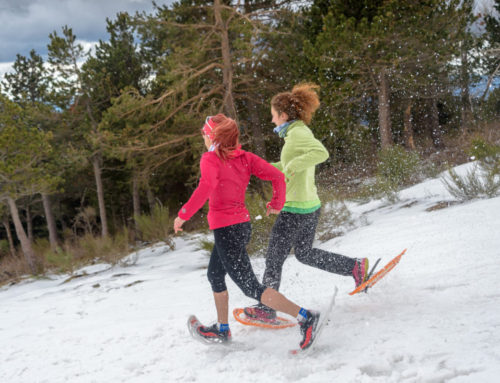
294,248,310,264
265,257,285,275
207,272,226,293
242,285,265,301
210,279,227,293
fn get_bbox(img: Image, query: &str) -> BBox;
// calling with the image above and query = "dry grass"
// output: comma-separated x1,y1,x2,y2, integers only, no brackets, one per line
0,253,34,286
423,122,500,166
0,229,134,287
316,122,500,203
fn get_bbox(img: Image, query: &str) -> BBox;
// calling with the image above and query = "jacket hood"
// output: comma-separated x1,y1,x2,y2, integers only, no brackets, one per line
231,147,245,157
204,145,244,160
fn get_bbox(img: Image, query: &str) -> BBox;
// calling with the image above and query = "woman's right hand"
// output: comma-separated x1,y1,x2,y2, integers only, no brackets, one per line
174,217,186,234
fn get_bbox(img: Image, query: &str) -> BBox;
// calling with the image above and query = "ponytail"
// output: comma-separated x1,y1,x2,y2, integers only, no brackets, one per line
271,83,320,124
208,114,240,161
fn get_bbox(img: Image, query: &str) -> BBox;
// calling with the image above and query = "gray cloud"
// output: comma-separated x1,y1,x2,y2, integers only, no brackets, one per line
0,0,162,63
0,0,36,14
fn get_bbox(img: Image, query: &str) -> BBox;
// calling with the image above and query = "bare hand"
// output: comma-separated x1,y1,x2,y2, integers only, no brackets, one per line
174,217,186,234
266,207,281,216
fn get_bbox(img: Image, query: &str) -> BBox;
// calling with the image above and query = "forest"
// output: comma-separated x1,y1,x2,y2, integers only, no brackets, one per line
1,0,499,282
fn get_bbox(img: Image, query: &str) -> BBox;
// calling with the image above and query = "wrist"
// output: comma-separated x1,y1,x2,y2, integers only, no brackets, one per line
177,207,189,221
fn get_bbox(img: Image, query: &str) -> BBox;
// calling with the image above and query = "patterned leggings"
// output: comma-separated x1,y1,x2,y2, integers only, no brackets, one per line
262,209,356,290
207,222,266,301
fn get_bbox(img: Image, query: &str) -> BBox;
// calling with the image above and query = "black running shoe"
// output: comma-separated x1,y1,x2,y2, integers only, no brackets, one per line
299,310,320,350
243,304,277,321
195,322,231,343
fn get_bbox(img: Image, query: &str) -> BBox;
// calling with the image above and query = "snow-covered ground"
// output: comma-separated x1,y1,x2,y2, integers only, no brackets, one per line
1,162,500,382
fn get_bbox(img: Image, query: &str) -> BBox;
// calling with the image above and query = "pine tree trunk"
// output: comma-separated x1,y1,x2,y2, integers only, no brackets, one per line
41,193,59,250
430,98,445,149
61,217,68,239
25,204,34,243
248,98,266,157
460,43,472,130
145,180,156,213
92,154,109,237
480,61,500,102
2,217,16,258
132,172,141,236
214,0,237,120
403,100,416,150
377,68,393,149
7,197,38,274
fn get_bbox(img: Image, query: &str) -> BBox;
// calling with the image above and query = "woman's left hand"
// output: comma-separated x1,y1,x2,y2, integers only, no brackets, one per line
266,206,281,216
174,217,186,234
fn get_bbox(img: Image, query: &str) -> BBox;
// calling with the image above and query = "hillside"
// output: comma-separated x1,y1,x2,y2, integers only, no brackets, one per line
1,162,500,382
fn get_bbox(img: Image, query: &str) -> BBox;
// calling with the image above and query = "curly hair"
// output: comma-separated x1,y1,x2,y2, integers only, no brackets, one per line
271,83,320,124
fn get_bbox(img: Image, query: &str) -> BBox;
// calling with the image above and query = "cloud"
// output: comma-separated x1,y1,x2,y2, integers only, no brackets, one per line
0,62,14,83
0,0,160,63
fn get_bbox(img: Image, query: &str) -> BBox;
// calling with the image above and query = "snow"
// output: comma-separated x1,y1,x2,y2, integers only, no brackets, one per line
1,162,500,382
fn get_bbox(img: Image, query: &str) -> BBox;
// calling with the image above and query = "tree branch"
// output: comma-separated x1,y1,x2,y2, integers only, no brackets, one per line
480,60,500,102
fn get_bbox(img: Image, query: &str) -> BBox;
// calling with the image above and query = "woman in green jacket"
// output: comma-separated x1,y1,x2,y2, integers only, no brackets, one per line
244,83,370,321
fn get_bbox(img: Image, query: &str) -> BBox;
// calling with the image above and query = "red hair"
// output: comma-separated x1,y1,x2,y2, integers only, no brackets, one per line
204,114,240,161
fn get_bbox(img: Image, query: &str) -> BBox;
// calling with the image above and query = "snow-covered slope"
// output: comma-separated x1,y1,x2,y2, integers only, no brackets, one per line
1,163,500,382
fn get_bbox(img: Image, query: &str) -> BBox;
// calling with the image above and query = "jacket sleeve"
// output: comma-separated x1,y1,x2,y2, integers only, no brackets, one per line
271,161,283,172
248,153,286,210
178,153,219,221
283,129,329,175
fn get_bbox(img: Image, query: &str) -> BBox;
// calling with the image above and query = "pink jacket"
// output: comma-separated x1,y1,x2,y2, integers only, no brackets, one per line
178,149,285,230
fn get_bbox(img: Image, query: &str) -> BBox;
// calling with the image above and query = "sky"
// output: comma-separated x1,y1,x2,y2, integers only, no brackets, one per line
0,0,172,80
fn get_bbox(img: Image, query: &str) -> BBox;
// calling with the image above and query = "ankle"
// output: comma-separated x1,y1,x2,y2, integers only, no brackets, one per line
296,307,308,323
218,323,230,332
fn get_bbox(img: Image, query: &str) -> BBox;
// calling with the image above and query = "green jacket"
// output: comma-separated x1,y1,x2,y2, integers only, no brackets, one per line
272,120,329,213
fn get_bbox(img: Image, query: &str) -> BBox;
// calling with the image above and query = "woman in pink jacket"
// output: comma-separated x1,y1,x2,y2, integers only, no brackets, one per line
174,114,320,351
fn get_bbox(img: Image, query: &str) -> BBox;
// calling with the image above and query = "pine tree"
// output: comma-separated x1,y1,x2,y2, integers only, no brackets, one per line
307,0,472,151
1,50,49,104
391,0,474,147
1,50,63,249
0,206,16,258
47,16,147,238
0,95,58,273
47,26,110,237
109,0,293,198
482,0,500,101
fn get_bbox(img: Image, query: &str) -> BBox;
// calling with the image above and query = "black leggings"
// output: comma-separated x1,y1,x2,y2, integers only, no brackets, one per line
207,222,266,301
262,209,356,291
